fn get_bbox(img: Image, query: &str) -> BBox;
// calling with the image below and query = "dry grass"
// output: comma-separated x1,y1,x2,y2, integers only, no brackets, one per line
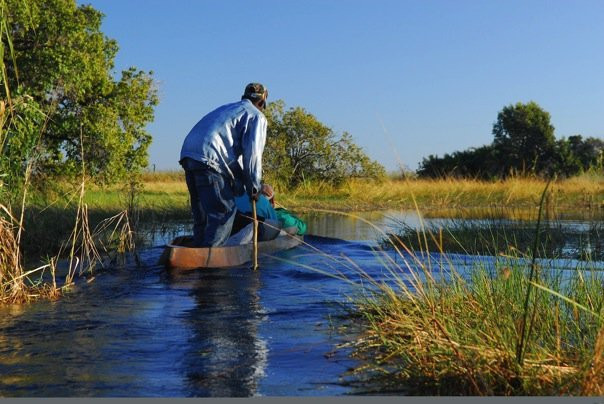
0,204,61,304
581,327,604,395
279,176,603,212
73,172,604,222
336,207,604,395
112,172,604,219
0,205,25,303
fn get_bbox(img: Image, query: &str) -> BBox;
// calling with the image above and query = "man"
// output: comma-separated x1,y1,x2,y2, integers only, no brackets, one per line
179,83,268,246
233,183,306,238
231,184,280,242
234,184,278,223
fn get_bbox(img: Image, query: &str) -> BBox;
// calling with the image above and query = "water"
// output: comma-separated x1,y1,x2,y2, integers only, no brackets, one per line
0,211,601,397
0,213,396,397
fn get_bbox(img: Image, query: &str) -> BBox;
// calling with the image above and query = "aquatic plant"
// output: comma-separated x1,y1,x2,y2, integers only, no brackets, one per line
335,186,604,395
347,251,604,395
380,216,602,261
0,205,25,303
271,179,603,395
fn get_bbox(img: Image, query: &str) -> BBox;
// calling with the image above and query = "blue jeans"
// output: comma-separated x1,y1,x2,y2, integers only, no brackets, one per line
181,158,236,247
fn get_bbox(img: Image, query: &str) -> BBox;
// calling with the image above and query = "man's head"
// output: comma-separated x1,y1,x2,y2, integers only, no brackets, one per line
242,82,268,110
261,183,275,206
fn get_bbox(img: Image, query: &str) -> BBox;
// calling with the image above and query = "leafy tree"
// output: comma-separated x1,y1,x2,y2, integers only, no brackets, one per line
492,101,556,176
567,135,604,171
552,138,582,177
417,145,499,179
0,93,45,198
417,102,565,179
264,100,385,188
1,0,158,185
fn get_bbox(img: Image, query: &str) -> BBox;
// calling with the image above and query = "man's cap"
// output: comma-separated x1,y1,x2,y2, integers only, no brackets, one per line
243,82,268,100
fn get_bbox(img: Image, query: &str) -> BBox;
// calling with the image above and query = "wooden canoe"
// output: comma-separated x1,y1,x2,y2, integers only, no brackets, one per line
158,232,304,269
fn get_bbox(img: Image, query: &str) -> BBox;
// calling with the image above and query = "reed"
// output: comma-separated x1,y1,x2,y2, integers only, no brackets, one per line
381,215,602,261
327,194,604,395
0,127,139,303
0,204,25,303
347,260,604,395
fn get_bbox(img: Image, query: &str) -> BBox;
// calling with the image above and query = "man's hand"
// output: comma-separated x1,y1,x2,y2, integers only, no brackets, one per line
250,191,260,202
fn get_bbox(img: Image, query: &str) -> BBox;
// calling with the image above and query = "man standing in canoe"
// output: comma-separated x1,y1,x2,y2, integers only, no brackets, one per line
179,83,269,247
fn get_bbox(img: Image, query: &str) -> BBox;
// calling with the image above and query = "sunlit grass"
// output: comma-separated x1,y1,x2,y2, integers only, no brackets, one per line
131,171,603,216
347,256,604,395
279,175,603,213
278,206,604,395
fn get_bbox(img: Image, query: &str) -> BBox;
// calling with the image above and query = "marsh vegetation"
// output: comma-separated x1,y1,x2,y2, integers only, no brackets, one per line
336,186,604,395
1,0,603,397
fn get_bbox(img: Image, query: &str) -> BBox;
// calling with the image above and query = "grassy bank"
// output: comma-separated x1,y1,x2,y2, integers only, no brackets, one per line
12,172,603,261
279,174,603,214
348,253,604,395
334,196,604,395
132,171,603,215
73,171,604,215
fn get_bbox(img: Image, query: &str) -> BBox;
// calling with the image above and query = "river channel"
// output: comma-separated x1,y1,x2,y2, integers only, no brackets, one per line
0,210,601,396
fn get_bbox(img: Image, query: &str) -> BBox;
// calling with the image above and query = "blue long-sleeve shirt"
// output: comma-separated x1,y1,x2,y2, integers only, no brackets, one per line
180,99,267,195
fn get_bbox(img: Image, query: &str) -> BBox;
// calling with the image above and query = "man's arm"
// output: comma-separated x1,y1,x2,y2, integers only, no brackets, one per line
242,113,267,199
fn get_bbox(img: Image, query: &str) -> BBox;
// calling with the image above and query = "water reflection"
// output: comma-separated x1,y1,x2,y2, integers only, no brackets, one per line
303,210,422,241
163,268,267,397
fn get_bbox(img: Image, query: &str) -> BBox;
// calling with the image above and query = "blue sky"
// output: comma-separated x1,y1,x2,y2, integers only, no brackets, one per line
81,0,604,172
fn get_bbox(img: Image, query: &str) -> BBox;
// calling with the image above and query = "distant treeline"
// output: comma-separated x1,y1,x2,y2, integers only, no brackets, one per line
418,101,603,179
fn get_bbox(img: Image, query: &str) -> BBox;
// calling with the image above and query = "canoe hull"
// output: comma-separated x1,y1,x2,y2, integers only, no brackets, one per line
159,234,303,269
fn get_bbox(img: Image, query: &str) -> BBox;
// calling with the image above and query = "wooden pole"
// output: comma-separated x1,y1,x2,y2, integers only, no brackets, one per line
252,198,259,270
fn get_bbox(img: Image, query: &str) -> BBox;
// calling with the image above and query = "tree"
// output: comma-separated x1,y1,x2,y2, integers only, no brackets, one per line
417,145,499,179
492,101,556,176
416,102,601,180
553,135,604,176
1,0,158,184
567,135,604,171
264,100,385,188
553,138,582,177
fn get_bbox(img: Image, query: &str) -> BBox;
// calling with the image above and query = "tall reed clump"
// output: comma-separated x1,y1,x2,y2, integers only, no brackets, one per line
50,130,138,288
0,5,137,302
350,256,604,395
337,185,604,395
0,205,25,303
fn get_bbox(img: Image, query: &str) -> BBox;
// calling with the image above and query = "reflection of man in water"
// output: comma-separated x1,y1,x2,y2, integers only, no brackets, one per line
166,269,266,396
